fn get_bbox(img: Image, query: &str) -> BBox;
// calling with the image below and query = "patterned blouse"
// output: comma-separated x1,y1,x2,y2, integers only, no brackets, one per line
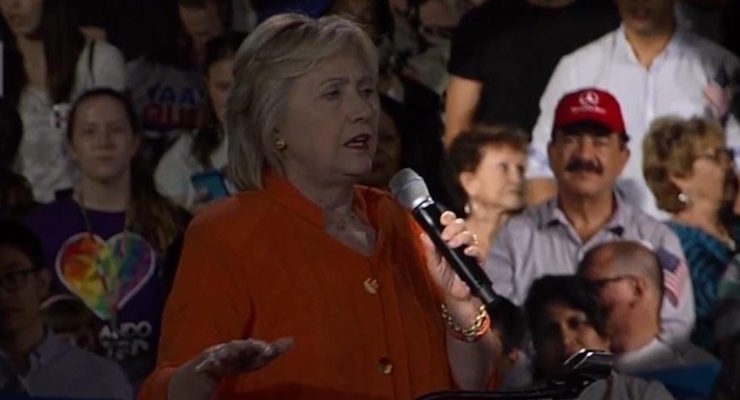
668,221,740,352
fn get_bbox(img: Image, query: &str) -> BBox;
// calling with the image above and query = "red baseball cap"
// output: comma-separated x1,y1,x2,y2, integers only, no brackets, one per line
552,88,627,137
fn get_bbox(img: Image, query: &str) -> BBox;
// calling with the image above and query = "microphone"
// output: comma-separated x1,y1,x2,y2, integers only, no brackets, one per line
389,168,502,311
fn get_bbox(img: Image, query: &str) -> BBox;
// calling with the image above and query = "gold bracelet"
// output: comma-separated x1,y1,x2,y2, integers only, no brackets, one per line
440,303,491,342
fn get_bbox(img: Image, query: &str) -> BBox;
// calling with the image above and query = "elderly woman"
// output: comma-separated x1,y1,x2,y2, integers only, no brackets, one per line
447,126,527,254
643,116,740,353
139,14,499,400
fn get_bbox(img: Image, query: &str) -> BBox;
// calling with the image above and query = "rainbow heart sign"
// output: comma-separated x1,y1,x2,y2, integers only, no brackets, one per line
55,232,156,321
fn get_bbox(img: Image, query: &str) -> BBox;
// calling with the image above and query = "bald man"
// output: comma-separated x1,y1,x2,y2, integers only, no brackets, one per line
577,241,714,374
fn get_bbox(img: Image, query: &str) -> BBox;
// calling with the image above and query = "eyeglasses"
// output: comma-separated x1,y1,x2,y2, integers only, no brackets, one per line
697,147,734,164
589,275,635,290
0,268,41,292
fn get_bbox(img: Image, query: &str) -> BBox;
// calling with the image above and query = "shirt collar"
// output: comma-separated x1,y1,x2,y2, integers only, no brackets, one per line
613,23,688,66
539,192,630,236
262,170,369,229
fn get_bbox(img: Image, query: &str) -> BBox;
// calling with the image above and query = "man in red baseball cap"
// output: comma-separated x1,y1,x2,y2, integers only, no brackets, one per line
548,87,630,203
484,86,695,350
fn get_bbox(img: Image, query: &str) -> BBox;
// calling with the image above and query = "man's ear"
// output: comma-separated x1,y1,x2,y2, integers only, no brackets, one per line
616,144,630,175
630,275,649,306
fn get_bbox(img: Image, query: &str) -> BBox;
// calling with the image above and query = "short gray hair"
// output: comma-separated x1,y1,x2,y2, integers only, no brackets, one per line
227,13,379,190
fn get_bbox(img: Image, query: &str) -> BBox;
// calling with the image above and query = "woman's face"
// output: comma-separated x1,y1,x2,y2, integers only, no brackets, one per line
206,56,234,130
535,302,610,379
68,96,139,183
673,137,734,212
460,145,525,213
277,49,379,186
0,0,42,36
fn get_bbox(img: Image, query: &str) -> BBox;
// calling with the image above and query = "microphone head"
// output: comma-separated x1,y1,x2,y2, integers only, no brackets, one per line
389,168,432,210
561,349,614,382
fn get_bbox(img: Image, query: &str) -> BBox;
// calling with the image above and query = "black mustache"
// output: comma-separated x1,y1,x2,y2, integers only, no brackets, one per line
565,159,603,174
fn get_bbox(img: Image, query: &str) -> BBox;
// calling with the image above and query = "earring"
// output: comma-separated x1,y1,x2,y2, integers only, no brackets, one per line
678,192,691,205
274,137,287,151
464,202,472,215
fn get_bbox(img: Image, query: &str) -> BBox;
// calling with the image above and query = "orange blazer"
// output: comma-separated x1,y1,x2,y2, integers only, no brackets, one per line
138,174,452,400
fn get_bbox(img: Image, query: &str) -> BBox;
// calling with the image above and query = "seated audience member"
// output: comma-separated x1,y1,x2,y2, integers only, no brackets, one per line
643,116,740,352
485,88,694,342
713,254,740,400
140,15,499,400
359,94,406,189
528,0,740,218
0,99,34,220
525,275,674,399
1,0,126,203
24,88,189,388
578,241,716,373
155,32,244,213
126,0,226,164
447,126,527,254
0,220,132,399
443,0,619,148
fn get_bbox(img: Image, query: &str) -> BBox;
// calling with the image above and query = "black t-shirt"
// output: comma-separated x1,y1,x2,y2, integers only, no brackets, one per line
448,0,620,133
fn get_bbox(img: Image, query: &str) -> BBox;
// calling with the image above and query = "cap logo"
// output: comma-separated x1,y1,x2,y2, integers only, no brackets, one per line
579,91,600,107
570,90,606,115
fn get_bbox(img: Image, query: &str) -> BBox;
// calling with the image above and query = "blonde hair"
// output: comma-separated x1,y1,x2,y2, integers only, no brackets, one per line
643,116,726,213
227,13,378,190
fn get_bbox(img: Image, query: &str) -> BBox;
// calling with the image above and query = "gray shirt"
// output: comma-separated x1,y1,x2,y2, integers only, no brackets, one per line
484,195,695,341
0,332,132,399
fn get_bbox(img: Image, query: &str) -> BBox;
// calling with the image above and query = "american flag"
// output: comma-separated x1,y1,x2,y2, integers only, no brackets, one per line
655,247,689,307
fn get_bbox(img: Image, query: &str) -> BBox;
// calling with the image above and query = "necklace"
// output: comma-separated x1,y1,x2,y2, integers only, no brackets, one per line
75,188,132,328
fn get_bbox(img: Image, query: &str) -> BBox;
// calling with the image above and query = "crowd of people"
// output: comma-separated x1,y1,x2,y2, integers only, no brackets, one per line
1,0,740,399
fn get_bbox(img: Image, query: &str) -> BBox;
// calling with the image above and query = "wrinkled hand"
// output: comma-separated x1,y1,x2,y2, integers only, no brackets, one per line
194,337,294,379
169,337,294,400
420,211,484,302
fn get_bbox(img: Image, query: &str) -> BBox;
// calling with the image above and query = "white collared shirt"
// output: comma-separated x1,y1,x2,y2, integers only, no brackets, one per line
528,25,740,219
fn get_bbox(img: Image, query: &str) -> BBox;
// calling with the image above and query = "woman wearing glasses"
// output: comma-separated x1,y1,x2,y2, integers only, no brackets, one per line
643,116,740,354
